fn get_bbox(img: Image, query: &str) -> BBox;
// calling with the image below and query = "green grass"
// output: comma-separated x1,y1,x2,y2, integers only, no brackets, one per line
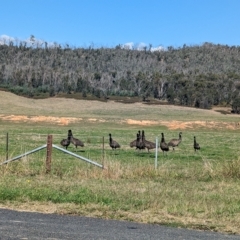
1,91,240,235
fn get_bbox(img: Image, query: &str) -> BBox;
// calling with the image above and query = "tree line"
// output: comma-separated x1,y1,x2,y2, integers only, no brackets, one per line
1,39,240,111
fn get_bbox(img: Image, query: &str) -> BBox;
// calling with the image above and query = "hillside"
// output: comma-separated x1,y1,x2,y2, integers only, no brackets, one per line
0,91,238,130
1,43,240,110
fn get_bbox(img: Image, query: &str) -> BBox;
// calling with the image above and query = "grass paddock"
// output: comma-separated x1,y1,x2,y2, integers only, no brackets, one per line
1,91,240,235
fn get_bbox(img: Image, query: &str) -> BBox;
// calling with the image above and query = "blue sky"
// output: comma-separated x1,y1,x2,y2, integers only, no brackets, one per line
1,0,240,49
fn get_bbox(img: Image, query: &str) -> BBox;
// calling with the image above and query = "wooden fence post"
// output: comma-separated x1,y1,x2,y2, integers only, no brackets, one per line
46,135,53,174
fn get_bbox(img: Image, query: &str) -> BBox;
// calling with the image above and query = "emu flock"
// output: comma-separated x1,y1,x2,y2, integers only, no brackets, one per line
60,129,84,150
60,129,200,153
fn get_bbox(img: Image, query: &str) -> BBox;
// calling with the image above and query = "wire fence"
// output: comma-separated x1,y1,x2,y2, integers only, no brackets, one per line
0,130,240,165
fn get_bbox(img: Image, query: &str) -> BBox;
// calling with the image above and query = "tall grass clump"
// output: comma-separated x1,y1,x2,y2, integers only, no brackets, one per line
217,159,240,179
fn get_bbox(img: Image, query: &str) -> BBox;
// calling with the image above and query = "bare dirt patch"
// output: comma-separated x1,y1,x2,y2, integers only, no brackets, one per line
0,114,239,130
0,114,82,125
126,119,239,130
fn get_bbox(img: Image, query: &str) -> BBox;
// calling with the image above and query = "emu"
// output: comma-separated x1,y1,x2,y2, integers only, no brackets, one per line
194,136,200,151
129,131,142,149
160,132,169,154
60,135,71,149
136,130,145,151
109,133,120,150
142,130,155,152
68,129,84,148
168,132,182,150
130,140,136,148
130,135,137,148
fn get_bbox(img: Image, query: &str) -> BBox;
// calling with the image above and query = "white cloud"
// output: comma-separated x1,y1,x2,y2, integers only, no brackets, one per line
25,35,45,47
121,42,147,50
122,42,165,51
0,35,165,51
136,42,147,50
0,34,15,44
150,46,165,52
122,42,134,50
0,34,47,47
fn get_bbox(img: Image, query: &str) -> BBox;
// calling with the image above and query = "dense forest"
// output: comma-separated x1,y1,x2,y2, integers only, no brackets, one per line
1,37,240,111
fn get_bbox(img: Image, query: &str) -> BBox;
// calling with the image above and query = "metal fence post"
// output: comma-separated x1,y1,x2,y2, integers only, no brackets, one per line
155,137,158,169
102,136,105,169
46,135,53,174
6,132,9,161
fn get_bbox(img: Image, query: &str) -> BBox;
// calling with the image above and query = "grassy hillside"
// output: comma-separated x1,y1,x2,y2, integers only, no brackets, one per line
0,91,240,235
1,43,240,110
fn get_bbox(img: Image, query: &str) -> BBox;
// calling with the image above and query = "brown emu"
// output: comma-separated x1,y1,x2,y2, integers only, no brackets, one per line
130,135,137,148
136,130,145,151
142,130,155,152
194,136,200,151
109,133,120,150
60,136,71,149
68,129,84,148
160,132,169,154
130,140,136,148
168,132,182,150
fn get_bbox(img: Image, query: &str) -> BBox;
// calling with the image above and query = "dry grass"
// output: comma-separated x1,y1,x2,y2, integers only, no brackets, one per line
1,160,240,234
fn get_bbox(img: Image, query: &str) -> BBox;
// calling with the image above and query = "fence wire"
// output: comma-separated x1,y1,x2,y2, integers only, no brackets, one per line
0,130,240,171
